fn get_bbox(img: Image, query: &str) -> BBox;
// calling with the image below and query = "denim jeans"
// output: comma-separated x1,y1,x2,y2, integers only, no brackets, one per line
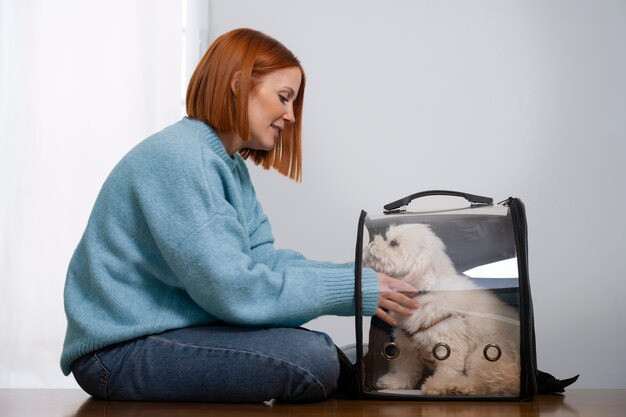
71,325,340,403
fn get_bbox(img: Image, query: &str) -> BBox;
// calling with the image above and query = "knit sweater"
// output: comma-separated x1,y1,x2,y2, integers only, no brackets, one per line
60,117,379,375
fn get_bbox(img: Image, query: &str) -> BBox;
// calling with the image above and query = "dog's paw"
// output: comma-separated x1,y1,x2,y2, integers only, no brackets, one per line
442,383,474,396
376,373,414,391
421,377,474,396
420,376,445,395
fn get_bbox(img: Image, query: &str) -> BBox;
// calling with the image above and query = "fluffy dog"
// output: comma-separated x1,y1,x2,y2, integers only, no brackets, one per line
363,223,520,396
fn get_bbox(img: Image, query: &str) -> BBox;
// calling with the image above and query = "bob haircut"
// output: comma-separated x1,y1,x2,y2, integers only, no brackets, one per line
186,28,305,182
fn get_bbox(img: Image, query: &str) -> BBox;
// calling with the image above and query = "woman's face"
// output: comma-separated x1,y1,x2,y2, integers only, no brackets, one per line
246,66,302,151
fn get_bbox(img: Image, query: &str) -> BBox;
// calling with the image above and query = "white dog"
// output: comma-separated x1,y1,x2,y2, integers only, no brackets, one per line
363,223,521,396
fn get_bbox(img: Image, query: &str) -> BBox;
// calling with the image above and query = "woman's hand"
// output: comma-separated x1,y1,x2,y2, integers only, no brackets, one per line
376,273,419,327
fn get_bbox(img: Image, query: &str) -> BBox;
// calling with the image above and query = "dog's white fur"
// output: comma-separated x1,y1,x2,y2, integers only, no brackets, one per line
364,223,520,396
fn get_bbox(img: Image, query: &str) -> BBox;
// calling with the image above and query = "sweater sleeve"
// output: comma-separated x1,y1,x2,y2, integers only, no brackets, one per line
165,211,379,327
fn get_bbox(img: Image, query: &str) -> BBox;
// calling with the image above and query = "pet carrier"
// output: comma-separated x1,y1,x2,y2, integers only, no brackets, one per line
341,190,577,401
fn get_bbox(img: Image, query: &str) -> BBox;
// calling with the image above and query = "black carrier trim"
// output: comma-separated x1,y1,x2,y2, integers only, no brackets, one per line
506,197,538,400
354,210,368,395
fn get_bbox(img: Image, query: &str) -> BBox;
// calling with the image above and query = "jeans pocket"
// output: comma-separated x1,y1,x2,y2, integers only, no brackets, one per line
72,353,111,400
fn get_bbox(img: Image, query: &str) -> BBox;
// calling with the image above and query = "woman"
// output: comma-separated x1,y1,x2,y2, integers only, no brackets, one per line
61,28,418,403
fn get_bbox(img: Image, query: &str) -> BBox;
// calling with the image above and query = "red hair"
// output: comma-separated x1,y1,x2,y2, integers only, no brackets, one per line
186,28,305,182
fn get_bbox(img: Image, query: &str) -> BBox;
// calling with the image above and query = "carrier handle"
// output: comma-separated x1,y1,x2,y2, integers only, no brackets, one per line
383,190,493,213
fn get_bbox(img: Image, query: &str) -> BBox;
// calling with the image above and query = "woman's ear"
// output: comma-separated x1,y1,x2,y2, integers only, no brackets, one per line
230,71,241,98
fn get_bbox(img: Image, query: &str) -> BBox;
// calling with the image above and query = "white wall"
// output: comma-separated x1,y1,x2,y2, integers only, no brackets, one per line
1,0,624,389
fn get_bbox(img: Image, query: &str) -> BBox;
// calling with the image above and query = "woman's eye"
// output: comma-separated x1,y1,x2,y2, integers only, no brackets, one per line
389,239,398,247
279,95,288,104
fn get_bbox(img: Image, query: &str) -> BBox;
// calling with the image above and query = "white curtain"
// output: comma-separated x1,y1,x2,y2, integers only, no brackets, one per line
0,0,187,388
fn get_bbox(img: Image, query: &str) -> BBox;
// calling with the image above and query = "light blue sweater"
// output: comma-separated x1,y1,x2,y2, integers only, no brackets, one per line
61,117,379,375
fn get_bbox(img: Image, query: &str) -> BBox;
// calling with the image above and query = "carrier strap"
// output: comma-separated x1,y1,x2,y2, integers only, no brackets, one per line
537,370,580,394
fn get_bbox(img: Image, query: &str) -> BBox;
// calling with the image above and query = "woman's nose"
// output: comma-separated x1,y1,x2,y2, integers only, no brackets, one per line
283,104,295,123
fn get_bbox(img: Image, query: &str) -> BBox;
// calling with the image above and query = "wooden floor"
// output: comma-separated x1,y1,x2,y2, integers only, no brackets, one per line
1,389,624,417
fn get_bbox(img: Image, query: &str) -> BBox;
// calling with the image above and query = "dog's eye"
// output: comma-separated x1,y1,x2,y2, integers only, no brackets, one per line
389,239,399,248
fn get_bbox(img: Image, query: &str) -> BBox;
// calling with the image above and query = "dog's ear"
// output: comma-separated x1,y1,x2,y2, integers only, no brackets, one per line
400,239,432,286
405,226,456,288
416,240,434,270
421,233,458,281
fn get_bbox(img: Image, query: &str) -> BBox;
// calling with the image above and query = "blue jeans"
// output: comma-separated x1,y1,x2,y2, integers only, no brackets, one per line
71,325,340,403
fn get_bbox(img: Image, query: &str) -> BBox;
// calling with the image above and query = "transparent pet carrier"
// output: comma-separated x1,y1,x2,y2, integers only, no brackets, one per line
351,190,537,400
